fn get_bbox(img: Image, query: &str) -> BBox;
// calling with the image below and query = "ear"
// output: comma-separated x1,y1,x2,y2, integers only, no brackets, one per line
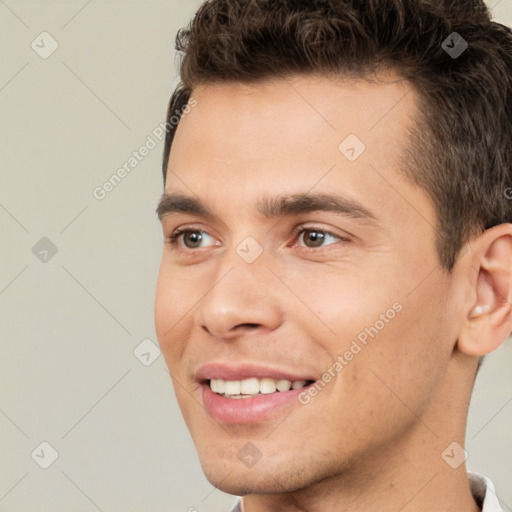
457,224,512,357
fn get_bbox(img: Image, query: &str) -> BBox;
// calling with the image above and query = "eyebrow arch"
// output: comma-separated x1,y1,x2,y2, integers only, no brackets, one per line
257,193,378,224
156,193,216,222
156,192,378,225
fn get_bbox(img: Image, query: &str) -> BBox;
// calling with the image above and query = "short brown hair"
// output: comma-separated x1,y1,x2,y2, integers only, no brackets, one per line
162,0,512,272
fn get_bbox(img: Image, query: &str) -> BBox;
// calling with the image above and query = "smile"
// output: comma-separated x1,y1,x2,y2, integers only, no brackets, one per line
208,377,314,398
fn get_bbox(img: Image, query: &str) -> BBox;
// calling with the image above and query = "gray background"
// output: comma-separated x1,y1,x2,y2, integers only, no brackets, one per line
0,1,511,511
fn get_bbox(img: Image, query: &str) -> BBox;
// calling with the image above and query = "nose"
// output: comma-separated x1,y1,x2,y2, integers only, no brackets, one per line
195,255,283,340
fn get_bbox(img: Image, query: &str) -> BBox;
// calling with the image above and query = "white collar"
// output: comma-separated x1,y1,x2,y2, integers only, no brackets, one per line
468,472,504,511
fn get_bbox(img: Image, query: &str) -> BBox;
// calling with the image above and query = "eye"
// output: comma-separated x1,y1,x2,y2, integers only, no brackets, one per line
168,229,218,250
295,227,342,248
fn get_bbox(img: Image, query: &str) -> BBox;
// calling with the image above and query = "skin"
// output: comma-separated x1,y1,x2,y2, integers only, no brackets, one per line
155,74,512,511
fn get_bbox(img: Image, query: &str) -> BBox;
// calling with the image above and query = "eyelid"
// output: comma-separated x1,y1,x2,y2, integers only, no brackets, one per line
292,224,349,243
166,222,219,239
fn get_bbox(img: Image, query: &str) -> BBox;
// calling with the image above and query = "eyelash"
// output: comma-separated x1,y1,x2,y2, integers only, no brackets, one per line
166,225,345,252
167,228,204,247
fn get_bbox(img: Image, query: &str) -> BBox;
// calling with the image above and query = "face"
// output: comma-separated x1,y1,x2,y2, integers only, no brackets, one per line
155,75,460,495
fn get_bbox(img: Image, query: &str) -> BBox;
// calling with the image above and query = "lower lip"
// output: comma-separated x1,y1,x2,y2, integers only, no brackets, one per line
201,383,310,424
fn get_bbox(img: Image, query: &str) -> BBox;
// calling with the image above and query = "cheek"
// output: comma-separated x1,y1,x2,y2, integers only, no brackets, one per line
287,261,450,404
286,263,398,350
338,276,452,423
154,260,194,365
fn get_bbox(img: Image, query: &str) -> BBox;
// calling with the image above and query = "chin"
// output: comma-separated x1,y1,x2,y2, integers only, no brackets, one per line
199,453,323,496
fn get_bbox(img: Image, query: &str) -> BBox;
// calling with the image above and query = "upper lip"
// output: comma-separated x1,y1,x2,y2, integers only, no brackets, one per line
196,363,316,383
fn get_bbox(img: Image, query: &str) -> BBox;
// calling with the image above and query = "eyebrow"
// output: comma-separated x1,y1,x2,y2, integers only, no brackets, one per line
156,192,378,225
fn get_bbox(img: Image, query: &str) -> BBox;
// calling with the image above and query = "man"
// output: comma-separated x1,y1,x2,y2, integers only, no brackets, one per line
155,1,512,510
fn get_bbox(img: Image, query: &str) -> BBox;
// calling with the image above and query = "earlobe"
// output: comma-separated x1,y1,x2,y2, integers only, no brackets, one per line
457,225,512,357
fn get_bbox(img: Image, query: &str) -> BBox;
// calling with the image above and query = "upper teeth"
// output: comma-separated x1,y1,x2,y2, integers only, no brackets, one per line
210,378,308,397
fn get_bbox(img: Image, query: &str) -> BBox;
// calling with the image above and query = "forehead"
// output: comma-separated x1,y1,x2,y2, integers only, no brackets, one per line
181,72,416,141
165,74,429,224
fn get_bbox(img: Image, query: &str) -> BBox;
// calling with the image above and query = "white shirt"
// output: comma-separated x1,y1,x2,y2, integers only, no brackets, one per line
228,473,503,511
468,472,504,511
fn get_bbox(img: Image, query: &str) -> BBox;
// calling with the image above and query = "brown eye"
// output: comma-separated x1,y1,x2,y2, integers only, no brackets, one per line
302,230,326,248
168,229,218,250
183,231,204,248
297,228,341,249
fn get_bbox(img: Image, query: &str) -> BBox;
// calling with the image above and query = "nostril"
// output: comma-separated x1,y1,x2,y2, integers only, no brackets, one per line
238,323,260,329
201,322,264,339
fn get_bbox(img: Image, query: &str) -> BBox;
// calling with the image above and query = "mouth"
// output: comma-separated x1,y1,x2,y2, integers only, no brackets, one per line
206,377,315,399
196,364,318,424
